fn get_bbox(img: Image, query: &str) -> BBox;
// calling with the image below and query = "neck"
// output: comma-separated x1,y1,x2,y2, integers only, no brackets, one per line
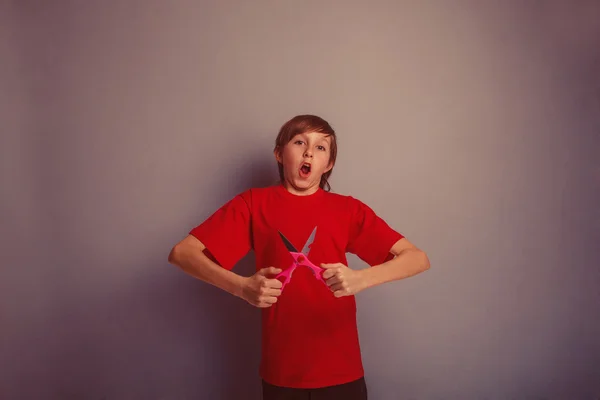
282,180,320,196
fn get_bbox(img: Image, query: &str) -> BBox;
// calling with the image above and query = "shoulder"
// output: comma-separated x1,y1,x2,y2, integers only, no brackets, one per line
245,185,276,197
243,185,280,199
322,191,379,223
323,190,369,210
323,189,352,202
232,184,280,207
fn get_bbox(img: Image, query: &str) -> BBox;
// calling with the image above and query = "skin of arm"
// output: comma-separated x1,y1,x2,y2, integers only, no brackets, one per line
168,235,246,297
321,238,430,297
168,235,282,307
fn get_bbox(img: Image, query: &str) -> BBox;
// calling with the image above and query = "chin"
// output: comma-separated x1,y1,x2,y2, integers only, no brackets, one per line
287,177,314,190
296,179,319,190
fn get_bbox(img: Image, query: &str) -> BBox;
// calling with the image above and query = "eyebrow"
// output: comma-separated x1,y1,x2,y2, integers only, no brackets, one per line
318,137,331,146
294,133,331,145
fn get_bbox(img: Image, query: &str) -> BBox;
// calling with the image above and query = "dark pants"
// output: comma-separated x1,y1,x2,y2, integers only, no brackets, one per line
262,377,368,400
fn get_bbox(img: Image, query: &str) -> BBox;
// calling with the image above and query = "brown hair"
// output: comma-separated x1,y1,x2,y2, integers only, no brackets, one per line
274,115,338,192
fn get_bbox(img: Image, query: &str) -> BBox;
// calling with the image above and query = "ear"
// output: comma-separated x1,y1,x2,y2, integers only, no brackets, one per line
273,147,283,164
324,159,334,173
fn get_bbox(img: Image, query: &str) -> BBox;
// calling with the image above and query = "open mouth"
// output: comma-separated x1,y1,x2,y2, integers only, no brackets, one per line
299,162,311,177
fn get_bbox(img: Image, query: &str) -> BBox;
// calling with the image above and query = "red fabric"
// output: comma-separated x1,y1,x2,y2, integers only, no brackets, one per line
189,184,404,389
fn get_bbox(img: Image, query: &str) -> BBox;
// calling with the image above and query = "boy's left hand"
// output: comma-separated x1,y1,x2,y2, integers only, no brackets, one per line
321,263,365,297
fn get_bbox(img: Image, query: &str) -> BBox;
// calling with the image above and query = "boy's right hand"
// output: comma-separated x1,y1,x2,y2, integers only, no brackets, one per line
240,267,283,308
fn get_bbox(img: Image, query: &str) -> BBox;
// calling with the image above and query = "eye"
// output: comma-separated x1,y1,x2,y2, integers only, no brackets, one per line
317,145,327,151
294,140,305,145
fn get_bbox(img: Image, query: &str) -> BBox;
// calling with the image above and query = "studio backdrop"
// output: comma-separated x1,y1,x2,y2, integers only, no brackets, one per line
1,1,599,399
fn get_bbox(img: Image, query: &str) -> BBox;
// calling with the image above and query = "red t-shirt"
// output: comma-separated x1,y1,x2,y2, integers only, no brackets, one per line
189,184,404,389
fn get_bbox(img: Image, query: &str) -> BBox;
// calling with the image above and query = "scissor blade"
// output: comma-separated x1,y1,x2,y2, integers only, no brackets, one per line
278,231,299,253
301,227,317,256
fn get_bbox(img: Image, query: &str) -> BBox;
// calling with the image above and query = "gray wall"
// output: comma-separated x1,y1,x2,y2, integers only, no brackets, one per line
1,1,599,399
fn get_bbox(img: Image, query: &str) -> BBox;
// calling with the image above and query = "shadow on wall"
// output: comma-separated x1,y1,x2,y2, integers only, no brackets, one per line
153,152,279,399
144,253,264,400
4,147,280,399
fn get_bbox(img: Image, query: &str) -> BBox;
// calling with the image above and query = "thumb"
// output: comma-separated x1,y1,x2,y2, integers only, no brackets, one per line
259,266,282,276
320,263,340,269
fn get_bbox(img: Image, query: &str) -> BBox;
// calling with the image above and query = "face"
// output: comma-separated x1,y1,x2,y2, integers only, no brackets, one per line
275,131,333,195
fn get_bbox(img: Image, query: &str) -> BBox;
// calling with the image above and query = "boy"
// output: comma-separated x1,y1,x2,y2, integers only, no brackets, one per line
168,115,430,399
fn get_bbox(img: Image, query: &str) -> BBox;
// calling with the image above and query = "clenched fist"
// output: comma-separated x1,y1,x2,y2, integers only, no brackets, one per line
321,263,366,298
240,267,283,308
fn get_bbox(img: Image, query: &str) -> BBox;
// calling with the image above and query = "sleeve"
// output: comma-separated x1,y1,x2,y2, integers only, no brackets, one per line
346,196,405,266
188,191,252,270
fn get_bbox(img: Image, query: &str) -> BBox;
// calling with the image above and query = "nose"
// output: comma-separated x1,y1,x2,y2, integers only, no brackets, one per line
304,148,313,158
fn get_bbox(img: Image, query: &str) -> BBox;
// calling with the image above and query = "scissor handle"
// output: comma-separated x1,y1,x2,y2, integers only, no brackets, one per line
274,253,328,291
291,252,328,285
274,263,296,289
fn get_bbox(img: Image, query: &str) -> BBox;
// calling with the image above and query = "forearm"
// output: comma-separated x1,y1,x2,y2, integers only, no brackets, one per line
360,249,430,290
169,245,246,298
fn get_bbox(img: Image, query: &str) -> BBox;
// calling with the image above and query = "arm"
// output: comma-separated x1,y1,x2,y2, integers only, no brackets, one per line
168,234,246,298
360,237,430,290
168,234,283,307
322,238,430,297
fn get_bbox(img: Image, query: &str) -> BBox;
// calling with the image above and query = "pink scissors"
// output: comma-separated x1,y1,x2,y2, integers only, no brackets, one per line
275,227,327,290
